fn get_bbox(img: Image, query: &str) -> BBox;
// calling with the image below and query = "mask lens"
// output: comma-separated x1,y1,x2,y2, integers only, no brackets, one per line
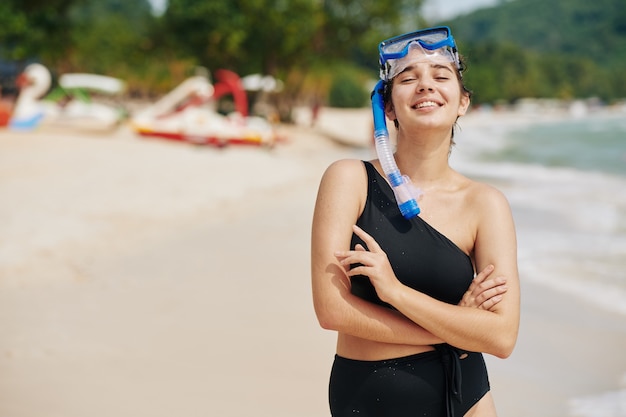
380,28,450,57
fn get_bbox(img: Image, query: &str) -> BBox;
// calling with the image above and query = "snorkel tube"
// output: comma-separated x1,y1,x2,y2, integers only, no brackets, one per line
371,80,421,219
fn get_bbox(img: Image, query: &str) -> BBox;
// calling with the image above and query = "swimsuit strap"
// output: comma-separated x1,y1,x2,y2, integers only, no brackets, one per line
434,344,464,417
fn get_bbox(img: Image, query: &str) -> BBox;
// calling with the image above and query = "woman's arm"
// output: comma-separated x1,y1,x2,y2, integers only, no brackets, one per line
337,186,520,358
312,159,442,345
311,160,508,346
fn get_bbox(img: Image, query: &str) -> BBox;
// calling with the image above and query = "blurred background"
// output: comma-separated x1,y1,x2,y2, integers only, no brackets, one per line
1,0,625,116
1,1,625,417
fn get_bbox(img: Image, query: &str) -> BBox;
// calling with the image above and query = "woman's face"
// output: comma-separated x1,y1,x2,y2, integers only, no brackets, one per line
386,56,470,133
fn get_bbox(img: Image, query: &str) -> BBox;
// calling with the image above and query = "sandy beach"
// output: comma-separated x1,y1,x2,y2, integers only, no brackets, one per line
1,108,625,417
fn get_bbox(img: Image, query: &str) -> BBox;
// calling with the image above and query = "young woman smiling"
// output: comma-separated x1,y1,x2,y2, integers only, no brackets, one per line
311,26,520,417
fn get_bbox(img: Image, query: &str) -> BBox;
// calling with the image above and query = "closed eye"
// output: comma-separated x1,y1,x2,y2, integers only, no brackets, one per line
431,64,455,80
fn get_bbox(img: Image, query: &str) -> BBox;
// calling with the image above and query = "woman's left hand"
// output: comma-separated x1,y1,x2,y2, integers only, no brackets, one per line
334,225,401,303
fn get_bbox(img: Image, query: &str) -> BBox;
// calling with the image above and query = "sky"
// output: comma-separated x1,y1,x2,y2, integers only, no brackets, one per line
147,0,499,19
148,0,166,16
422,0,499,20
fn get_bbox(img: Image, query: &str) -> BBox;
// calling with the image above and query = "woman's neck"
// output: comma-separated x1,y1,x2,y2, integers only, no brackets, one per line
393,129,454,186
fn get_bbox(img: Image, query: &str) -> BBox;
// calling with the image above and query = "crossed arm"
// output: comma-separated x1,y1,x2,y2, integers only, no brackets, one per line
311,160,520,358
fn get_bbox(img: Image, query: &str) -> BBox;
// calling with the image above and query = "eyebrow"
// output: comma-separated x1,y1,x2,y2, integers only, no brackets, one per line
431,64,454,73
400,63,455,75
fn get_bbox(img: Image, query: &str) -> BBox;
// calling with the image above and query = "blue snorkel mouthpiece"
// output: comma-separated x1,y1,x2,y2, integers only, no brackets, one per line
371,80,421,219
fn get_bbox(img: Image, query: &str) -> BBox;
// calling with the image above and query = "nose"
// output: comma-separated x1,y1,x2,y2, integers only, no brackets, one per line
417,78,435,92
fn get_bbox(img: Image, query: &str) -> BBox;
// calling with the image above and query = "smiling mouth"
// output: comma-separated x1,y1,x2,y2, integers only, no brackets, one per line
412,100,441,109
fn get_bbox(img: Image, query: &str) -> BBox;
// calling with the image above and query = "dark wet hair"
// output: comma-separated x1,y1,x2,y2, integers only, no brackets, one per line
382,54,472,146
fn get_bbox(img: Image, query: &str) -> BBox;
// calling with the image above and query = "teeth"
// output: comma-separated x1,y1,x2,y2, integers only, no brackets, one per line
416,101,438,109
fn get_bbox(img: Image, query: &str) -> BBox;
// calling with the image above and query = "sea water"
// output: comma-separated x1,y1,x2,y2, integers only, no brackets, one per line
454,113,626,316
452,112,626,417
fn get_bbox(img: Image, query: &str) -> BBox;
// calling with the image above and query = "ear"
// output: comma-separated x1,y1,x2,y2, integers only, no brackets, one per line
458,92,470,116
385,101,396,122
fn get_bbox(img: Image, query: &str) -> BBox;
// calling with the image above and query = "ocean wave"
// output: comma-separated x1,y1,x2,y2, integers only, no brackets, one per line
568,374,626,417
455,114,626,316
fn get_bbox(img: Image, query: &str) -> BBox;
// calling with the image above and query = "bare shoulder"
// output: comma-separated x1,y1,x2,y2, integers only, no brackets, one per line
463,177,512,216
461,178,517,258
318,159,369,199
321,158,368,183
315,158,369,217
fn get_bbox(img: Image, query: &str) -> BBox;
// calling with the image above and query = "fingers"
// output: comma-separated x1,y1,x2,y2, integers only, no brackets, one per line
473,264,495,285
460,264,508,310
352,225,382,252
472,276,507,297
333,253,375,278
464,264,493,295
334,226,387,278
334,247,367,262
333,226,377,267
334,250,372,274
474,284,507,309
479,292,504,311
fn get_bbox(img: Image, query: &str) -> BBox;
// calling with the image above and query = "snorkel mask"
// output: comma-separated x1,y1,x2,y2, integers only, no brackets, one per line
371,26,460,219
379,26,461,81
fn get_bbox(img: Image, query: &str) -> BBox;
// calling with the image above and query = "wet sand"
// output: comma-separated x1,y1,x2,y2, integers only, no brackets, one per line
1,109,625,417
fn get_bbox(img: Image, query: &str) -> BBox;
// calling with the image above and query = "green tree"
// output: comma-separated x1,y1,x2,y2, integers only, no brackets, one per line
67,0,154,73
0,0,82,64
445,0,626,103
160,0,426,74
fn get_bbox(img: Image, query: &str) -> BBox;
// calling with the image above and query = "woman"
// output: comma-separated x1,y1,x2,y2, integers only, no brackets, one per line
311,26,520,417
